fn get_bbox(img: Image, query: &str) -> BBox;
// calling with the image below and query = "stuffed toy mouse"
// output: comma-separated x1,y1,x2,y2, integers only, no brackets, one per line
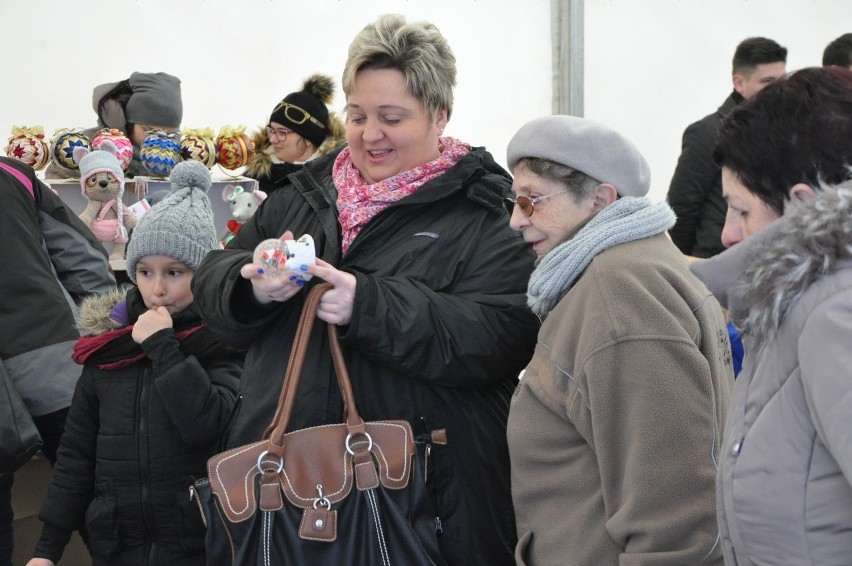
220,183,267,246
74,140,137,262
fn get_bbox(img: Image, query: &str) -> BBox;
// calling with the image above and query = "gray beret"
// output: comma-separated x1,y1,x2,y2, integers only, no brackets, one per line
126,161,217,282
506,115,651,197
125,72,183,128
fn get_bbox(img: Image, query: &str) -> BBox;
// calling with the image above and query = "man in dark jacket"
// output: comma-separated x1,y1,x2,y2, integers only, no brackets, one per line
0,157,115,565
667,37,787,258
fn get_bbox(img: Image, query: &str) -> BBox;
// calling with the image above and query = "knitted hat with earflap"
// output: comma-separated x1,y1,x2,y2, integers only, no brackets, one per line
125,160,218,283
74,140,129,243
75,139,126,191
268,74,334,147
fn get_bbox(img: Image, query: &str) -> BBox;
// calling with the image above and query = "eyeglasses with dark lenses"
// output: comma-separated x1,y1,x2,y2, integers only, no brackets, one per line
504,190,571,217
271,101,326,129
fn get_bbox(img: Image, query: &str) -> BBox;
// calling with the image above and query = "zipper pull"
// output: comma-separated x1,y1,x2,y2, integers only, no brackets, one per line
434,516,443,536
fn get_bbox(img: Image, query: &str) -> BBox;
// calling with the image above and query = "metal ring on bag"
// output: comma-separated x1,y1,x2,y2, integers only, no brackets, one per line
312,497,332,510
345,431,373,455
256,450,284,474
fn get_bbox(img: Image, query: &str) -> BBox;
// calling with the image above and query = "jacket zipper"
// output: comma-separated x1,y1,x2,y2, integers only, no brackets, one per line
137,363,157,564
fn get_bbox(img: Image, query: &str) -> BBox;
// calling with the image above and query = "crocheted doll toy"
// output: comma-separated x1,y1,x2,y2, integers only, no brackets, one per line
74,140,137,262
220,184,267,246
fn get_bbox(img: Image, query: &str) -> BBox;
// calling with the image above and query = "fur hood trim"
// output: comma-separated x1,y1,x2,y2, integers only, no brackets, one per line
78,287,128,335
245,114,347,179
740,179,852,339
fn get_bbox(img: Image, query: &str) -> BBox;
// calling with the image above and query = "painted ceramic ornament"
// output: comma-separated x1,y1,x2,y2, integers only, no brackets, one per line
180,128,217,169
5,125,50,171
252,234,316,280
215,125,253,170
139,130,182,177
92,128,133,171
50,128,91,172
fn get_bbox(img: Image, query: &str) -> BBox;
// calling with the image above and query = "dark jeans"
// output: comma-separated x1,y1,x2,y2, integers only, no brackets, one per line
0,407,68,566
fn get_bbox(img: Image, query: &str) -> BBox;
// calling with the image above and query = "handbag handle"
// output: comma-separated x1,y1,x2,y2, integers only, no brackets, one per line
263,283,366,451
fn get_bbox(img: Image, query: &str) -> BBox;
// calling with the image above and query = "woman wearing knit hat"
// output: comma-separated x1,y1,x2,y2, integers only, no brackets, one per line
25,161,242,566
243,74,345,193
46,71,183,179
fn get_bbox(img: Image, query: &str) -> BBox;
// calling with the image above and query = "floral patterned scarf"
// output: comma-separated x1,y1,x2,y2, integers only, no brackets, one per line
333,136,471,254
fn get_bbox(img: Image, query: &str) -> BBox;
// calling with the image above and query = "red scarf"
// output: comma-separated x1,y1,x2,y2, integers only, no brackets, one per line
73,325,205,370
333,136,470,254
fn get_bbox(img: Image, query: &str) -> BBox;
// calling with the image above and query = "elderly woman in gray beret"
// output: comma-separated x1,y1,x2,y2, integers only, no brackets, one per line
504,115,734,566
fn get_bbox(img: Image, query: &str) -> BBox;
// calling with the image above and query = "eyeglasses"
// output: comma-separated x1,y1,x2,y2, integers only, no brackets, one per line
266,126,293,141
271,101,325,129
504,190,570,217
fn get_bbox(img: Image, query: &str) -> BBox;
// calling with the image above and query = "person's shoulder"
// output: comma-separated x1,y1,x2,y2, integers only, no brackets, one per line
78,288,129,335
302,147,342,178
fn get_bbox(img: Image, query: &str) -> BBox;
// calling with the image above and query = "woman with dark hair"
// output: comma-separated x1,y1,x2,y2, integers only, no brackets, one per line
691,66,852,564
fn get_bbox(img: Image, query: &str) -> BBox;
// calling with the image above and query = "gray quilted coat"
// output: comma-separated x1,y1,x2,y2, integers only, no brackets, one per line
691,180,852,565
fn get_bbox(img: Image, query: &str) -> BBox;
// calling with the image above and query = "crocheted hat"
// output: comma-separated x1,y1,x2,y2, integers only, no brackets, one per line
126,160,217,282
125,72,183,128
507,115,651,197
74,140,125,191
269,74,334,147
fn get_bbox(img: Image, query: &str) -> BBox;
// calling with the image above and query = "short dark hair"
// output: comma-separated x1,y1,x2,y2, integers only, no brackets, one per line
823,33,852,67
713,66,852,215
732,37,787,75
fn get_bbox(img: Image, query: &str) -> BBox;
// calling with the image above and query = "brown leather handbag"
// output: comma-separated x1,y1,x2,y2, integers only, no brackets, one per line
192,283,444,565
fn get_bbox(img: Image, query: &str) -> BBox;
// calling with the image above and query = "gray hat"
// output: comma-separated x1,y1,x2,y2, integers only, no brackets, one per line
125,72,183,128
126,160,217,282
74,140,125,190
506,115,651,197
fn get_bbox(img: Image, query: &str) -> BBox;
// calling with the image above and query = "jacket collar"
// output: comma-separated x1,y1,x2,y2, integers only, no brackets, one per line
294,145,512,214
738,182,852,338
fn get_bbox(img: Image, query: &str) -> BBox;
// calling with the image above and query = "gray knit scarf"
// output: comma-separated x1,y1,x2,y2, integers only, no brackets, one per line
527,197,676,316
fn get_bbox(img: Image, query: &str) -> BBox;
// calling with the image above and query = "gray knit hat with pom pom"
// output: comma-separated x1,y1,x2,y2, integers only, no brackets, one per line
126,160,218,282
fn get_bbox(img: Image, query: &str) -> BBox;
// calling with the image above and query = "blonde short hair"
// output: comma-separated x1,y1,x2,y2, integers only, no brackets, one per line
342,14,456,119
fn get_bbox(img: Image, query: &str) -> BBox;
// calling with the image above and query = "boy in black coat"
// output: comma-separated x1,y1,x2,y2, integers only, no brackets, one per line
27,162,242,566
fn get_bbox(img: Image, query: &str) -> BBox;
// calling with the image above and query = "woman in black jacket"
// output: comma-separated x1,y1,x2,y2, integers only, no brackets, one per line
243,74,344,194
192,14,538,566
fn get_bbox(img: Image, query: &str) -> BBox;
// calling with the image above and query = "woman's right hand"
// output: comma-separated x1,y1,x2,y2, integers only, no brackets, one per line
241,231,306,304
26,559,55,566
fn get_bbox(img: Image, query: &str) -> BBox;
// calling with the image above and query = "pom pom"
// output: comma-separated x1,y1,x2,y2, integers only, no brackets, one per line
302,74,334,104
169,160,212,194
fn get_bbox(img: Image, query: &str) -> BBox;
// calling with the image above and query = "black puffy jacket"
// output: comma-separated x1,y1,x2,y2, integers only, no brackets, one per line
192,146,539,566
34,288,242,566
667,92,742,258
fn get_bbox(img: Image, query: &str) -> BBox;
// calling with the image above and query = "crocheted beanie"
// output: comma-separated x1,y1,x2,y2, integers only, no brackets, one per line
269,74,334,147
126,160,217,282
74,140,125,192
